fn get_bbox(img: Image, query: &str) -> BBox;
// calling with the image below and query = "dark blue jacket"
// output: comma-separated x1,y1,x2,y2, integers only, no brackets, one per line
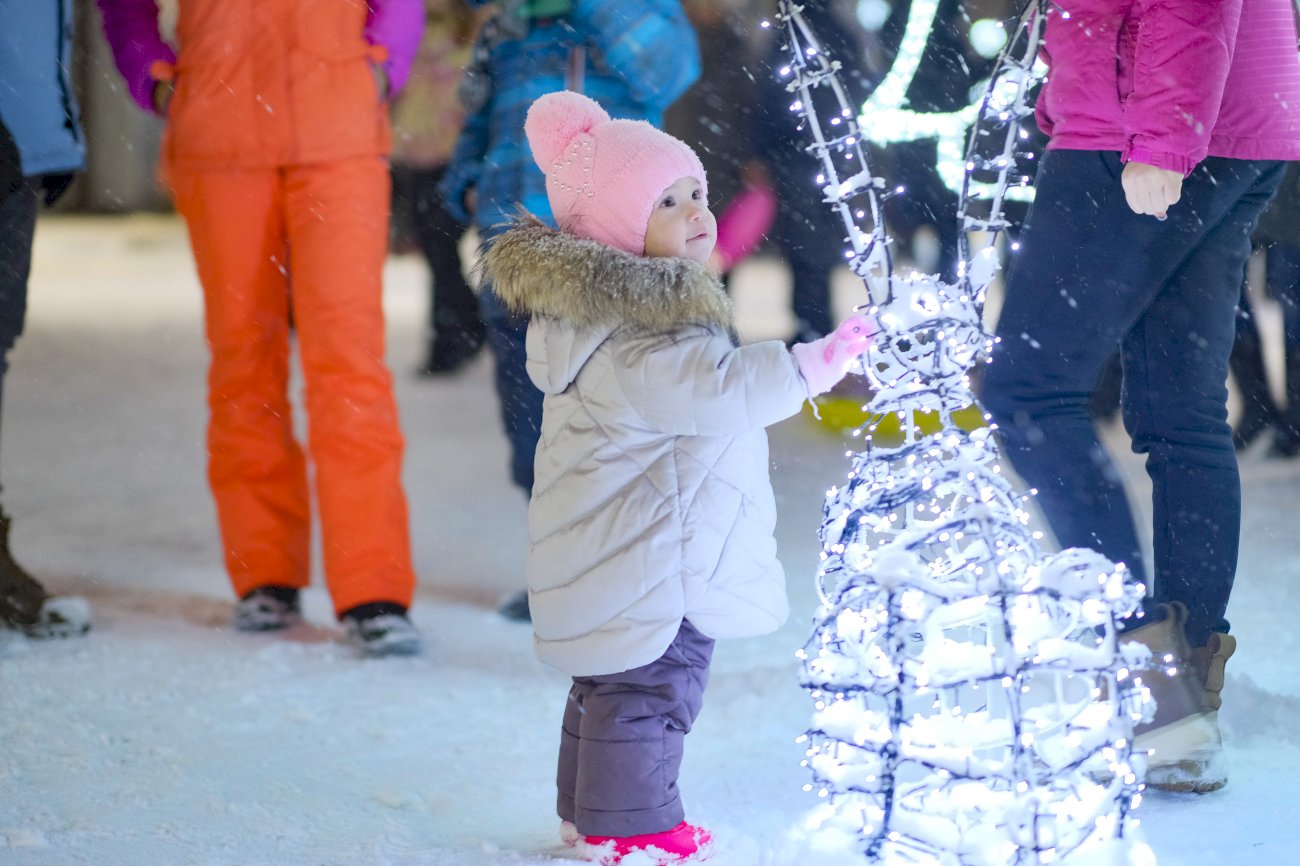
440,0,698,231
0,0,85,178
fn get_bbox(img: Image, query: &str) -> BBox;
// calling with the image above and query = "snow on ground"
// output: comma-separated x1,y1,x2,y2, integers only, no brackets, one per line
2,215,1299,865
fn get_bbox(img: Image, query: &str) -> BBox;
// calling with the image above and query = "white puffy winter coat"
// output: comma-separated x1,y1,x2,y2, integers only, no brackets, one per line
484,219,813,676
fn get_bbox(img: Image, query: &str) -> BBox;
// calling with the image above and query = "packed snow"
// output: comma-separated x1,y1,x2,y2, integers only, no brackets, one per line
2,215,1298,864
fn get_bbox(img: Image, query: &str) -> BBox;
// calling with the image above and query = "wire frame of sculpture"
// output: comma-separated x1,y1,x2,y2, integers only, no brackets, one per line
772,3,1155,863
956,0,1051,308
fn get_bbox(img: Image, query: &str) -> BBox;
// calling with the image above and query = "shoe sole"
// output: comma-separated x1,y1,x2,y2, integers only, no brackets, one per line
232,613,302,633
20,597,92,639
1135,711,1227,793
356,634,422,657
1146,760,1228,793
20,620,91,639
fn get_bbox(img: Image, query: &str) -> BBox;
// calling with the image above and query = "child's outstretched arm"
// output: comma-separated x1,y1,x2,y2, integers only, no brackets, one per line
612,315,875,437
790,315,876,396
612,331,810,436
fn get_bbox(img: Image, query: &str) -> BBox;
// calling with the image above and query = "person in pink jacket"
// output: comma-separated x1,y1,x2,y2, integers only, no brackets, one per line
981,0,1300,794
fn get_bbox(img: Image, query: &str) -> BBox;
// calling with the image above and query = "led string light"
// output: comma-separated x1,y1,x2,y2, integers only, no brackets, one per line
763,7,894,305
774,3,1155,863
956,0,1052,304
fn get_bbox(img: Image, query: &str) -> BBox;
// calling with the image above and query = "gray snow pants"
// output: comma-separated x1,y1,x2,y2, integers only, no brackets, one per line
557,618,715,837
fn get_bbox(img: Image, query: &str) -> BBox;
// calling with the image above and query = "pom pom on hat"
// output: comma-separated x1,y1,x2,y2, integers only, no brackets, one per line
524,90,610,168
524,91,707,256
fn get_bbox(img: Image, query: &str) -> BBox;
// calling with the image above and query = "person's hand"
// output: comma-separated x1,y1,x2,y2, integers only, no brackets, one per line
151,79,174,116
1122,161,1182,220
370,62,390,101
790,314,877,396
41,173,75,206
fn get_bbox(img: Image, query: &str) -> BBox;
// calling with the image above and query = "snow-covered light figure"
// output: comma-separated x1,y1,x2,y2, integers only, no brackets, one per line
772,3,1156,863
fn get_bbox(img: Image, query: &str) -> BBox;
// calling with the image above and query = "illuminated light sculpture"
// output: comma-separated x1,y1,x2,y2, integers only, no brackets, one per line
855,0,1044,202
772,3,1156,863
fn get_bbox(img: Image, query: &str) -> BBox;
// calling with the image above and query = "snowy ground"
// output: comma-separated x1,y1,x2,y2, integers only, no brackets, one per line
3,215,1299,865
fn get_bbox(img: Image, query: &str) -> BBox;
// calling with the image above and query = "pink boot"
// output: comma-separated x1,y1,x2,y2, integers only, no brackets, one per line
583,821,713,864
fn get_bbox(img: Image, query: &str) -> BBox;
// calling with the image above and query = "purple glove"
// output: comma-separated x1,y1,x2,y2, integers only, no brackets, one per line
791,315,876,396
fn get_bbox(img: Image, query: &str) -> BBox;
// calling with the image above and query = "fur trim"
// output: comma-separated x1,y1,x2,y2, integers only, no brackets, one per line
479,215,733,332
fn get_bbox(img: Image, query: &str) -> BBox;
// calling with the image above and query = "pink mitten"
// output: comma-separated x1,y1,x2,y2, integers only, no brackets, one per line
790,314,876,396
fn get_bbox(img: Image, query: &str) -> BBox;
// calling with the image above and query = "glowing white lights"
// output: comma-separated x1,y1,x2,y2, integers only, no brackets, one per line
776,3,1154,863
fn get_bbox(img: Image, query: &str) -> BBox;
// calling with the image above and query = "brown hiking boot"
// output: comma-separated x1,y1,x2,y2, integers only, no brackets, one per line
1124,602,1226,793
1188,632,1236,712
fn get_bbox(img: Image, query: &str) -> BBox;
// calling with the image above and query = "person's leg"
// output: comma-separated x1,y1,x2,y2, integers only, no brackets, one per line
1227,277,1278,449
775,199,835,341
569,620,714,838
283,157,415,617
475,252,541,620
0,183,47,628
1088,351,1123,423
0,184,35,373
984,152,1278,594
169,167,312,601
1121,159,1283,646
388,163,417,253
883,143,961,283
1267,242,1300,455
557,680,584,825
984,150,1156,584
478,226,543,495
414,165,484,374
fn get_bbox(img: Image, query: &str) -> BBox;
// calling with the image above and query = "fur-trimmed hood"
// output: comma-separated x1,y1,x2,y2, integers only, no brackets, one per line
480,216,735,395
481,216,732,331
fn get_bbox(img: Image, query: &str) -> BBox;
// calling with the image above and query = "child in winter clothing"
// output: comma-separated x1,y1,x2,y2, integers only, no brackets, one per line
481,91,872,864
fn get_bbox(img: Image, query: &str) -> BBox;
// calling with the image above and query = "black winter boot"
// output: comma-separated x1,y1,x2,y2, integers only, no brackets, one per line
1229,331,1279,450
0,508,46,628
0,508,89,638
1270,352,1300,457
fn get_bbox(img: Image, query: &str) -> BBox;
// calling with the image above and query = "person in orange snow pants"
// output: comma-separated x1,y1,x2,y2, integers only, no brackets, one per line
97,0,427,653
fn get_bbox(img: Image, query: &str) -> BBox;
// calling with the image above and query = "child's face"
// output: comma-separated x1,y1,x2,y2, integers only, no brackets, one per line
643,177,716,263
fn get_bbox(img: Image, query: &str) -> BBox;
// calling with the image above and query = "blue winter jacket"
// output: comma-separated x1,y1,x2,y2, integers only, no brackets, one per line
0,0,85,178
439,0,699,231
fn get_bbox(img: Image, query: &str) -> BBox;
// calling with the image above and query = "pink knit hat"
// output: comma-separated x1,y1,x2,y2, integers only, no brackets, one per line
524,91,708,256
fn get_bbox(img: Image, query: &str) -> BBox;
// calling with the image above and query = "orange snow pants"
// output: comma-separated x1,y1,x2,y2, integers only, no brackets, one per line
169,156,415,615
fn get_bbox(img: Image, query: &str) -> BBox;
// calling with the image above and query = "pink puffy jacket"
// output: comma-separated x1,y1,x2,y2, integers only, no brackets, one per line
1037,0,1300,175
